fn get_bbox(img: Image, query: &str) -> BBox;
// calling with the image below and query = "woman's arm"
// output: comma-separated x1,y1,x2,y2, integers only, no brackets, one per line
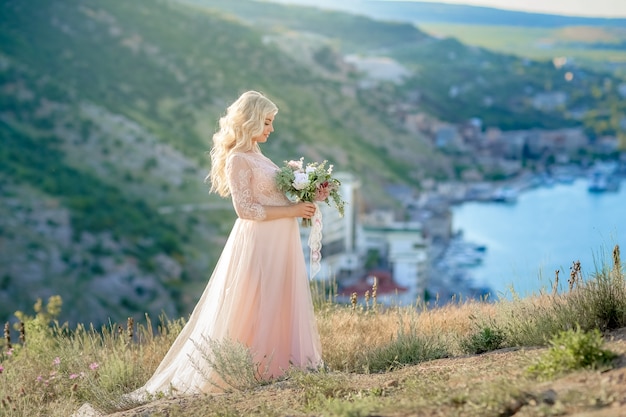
262,202,316,221
227,154,316,221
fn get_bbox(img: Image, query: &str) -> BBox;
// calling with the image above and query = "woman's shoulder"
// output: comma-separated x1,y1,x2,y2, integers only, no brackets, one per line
227,151,269,169
229,150,266,162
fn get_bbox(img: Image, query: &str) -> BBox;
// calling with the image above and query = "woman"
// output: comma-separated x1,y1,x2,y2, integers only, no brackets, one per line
133,90,323,396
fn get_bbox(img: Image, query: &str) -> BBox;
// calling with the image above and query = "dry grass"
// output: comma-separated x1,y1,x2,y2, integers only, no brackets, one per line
555,26,620,43
317,300,498,371
1,246,626,416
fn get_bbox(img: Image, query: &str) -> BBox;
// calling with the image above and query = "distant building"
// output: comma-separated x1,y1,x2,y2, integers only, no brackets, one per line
301,172,361,281
360,210,429,300
495,128,588,161
532,91,567,111
594,136,619,155
404,112,434,134
435,124,464,150
499,130,529,159
301,173,430,302
539,128,588,155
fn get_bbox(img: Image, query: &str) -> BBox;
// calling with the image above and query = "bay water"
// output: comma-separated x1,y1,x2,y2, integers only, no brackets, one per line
451,178,626,299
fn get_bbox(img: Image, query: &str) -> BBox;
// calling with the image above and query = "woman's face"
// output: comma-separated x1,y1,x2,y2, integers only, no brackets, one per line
251,114,275,143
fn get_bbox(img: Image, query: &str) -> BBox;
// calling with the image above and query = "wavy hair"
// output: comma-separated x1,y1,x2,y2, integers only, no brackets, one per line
207,91,278,197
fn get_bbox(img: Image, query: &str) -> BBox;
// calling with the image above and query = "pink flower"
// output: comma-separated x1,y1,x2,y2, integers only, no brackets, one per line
36,375,43,382
0,365,4,374
89,362,99,371
287,159,303,170
5,348,13,356
315,183,331,202
52,357,61,366
69,373,79,380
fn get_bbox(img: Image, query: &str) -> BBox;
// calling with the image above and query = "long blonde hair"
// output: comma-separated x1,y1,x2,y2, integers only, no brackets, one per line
207,91,278,197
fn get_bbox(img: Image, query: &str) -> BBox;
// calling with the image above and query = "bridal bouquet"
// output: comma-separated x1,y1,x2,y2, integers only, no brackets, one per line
276,157,345,227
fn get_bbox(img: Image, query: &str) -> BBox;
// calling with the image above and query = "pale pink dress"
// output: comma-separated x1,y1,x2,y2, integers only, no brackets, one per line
134,150,322,395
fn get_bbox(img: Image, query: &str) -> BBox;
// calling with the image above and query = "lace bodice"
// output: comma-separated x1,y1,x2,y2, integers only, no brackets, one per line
226,151,291,221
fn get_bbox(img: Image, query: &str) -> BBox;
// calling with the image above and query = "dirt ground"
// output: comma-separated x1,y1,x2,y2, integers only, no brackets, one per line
74,328,626,417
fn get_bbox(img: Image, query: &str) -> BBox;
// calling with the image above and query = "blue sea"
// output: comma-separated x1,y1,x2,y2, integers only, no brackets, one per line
451,178,626,299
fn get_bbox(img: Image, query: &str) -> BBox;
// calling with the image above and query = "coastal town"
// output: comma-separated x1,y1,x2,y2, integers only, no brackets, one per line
306,114,626,307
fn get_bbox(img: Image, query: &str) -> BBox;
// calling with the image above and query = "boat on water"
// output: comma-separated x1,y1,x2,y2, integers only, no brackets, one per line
588,163,620,193
491,186,518,203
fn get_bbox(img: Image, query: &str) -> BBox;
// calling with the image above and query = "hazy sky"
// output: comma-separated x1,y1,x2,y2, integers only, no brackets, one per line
415,0,626,18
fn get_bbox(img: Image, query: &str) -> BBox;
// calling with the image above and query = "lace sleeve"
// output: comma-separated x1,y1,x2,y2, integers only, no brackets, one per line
226,154,267,221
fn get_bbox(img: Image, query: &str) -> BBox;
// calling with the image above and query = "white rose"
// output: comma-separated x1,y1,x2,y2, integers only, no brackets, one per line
305,166,316,174
292,172,310,190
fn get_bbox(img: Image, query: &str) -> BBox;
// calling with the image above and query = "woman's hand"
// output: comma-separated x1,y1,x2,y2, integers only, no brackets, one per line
292,202,316,219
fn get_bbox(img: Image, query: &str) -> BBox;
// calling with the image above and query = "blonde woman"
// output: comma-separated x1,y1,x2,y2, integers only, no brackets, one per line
132,91,322,396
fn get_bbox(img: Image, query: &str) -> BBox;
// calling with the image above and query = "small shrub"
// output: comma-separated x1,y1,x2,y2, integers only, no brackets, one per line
526,326,616,380
289,369,353,408
568,266,626,332
460,325,505,355
364,329,448,373
323,398,373,417
499,295,570,347
503,246,626,347
191,336,269,392
13,296,64,353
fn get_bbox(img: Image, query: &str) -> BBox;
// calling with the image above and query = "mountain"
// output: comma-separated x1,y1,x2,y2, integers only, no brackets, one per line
1,0,623,326
268,0,626,28
195,0,624,134
0,0,448,326
268,0,626,75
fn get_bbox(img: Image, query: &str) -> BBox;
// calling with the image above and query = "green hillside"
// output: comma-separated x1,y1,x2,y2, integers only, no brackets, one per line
421,23,626,72
1,0,624,326
181,0,431,51
0,0,445,326
188,0,626,136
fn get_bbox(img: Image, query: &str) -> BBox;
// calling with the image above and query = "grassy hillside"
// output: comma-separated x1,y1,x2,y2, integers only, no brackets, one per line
0,0,446,326
1,0,625,327
421,23,626,70
191,0,626,136
272,0,626,28
182,0,431,51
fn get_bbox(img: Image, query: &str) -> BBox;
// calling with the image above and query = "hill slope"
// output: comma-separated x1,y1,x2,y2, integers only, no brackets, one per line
270,0,626,28
191,0,626,134
0,0,446,325
84,328,626,416
1,0,624,326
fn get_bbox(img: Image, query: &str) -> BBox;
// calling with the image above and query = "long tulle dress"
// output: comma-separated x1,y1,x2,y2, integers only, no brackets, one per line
132,150,322,396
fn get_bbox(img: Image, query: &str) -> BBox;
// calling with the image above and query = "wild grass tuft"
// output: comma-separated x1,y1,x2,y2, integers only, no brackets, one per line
0,304,184,415
364,323,449,372
191,336,271,392
288,368,354,408
526,326,617,380
565,247,626,332
460,321,506,354
492,245,626,347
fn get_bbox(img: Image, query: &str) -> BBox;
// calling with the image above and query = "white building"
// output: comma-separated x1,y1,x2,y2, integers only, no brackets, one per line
301,174,429,302
360,210,429,300
301,172,361,280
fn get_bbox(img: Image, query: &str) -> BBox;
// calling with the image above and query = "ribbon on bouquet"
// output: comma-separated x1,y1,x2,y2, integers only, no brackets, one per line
308,203,323,279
